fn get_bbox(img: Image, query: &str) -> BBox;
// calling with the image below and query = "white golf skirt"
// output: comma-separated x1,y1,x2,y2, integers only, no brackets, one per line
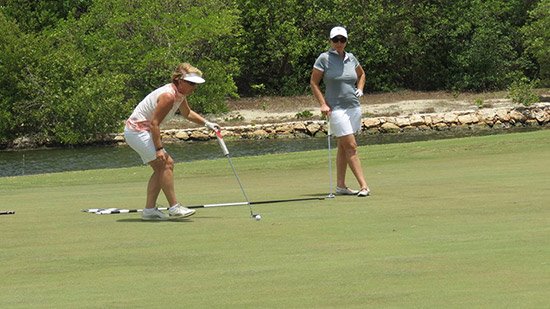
330,106,362,137
124,129,161,164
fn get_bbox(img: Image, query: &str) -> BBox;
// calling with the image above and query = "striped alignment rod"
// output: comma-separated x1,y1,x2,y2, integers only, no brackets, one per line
82,197,325,215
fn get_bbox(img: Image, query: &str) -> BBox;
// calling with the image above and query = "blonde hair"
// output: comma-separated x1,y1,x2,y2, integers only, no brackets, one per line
171,63,203,83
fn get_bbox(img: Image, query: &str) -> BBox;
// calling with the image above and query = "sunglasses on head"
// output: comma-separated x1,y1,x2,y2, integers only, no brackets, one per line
331,36,347,43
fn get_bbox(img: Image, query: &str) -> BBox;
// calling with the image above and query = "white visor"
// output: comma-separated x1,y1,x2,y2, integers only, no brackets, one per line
182,72,205,84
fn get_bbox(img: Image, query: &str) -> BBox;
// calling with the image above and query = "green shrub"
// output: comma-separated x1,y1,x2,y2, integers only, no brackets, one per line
474,98,484,108
521,0,550,87
295,110,313,119
0,0,241,145
507,77,539,106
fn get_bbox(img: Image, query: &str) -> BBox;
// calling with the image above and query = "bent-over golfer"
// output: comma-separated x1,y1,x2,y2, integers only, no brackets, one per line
124,63,220,220
310,26,370,197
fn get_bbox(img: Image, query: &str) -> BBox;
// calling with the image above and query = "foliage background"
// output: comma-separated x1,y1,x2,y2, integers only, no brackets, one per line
0,0,548,145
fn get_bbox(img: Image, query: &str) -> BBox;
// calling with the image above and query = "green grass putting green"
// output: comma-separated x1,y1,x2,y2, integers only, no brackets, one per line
1,130,549,308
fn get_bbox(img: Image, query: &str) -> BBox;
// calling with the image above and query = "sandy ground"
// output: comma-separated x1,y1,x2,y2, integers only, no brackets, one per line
225,97,519,125
166,89,548,129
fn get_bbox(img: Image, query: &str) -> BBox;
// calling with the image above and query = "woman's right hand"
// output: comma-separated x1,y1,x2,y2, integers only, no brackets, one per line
320,103,332,117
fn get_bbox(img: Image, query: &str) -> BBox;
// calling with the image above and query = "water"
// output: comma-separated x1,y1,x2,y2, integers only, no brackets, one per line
0,138,326,177
0,127,541,177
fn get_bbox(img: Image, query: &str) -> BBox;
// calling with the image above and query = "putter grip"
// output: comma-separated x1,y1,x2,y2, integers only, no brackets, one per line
215,130,229,156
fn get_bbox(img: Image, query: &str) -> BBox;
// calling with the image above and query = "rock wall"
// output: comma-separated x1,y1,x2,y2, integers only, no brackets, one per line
111,103,550,144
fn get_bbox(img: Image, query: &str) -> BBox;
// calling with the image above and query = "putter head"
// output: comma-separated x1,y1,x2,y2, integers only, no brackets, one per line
326,193,335,199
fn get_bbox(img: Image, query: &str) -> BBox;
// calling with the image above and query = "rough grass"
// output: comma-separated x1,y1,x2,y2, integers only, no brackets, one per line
1,130,549,308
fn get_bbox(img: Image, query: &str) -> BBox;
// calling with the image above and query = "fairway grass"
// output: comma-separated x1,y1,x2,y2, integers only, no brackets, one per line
1,130,549,308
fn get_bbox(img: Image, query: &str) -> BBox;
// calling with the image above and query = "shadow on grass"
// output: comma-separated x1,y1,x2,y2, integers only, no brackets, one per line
116,218,194,223
115,216,224,223
306,193,332,197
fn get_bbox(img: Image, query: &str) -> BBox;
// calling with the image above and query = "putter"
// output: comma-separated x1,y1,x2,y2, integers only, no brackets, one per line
326,117,335,198
215,130,258,219
0,210,16,215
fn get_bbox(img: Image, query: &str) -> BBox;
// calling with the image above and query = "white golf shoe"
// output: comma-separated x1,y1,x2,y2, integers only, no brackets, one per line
142,207,169,221
336,187,359,195
357,188,370,197
169,204,196,218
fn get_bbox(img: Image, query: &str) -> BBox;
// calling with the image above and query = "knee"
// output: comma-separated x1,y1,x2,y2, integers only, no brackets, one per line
341,141,358,156
347,146,358,157
165,157,175,171
150,157,175,173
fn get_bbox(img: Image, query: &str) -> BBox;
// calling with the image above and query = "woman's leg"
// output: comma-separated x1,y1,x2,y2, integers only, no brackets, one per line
336,139,348,188
337,134,368,190
146,154,177,208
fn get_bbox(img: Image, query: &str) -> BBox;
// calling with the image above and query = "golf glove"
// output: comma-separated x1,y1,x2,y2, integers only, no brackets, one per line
205,121,220,131
355,89,364,97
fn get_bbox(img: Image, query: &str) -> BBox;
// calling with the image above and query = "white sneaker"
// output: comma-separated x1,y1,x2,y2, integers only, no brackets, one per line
169,204,196,218
336,187,359,195
142,207,169,221
357,188,370,197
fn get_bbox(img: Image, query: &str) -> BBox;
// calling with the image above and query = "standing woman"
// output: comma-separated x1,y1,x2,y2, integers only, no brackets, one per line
310,26,370,197
125,63,220,220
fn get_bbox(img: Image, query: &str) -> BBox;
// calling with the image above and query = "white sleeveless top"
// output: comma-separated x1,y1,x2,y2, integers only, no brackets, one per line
125,83,184,132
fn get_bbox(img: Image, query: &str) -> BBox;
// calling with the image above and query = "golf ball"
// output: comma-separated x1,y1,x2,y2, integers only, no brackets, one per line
254,214,262,221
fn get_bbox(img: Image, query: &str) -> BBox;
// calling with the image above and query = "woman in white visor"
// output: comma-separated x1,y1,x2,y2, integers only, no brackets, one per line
124,63,220,220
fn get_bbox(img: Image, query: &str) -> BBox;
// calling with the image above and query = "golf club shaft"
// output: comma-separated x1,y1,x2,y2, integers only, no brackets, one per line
248,197,325,205
225,154,251,205
215,130,254,216
215,130,229,156
327,117,335,197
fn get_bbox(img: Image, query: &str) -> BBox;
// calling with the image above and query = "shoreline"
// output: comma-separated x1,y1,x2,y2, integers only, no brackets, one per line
3,101,549,151
121,103,550,145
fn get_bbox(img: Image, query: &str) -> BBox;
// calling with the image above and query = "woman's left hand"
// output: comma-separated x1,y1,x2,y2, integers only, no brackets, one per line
205,121,220,131
156,149,167,161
